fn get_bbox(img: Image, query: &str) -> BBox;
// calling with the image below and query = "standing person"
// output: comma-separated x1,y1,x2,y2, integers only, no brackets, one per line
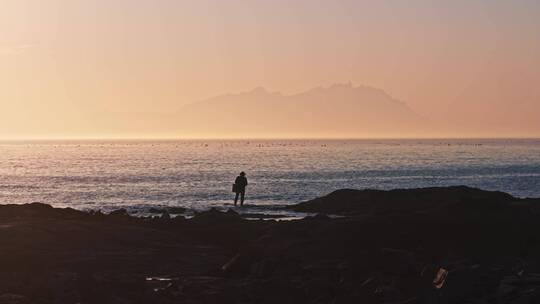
233,172,248,206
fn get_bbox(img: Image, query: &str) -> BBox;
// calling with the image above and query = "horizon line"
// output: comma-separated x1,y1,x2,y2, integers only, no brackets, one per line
1,136,539,142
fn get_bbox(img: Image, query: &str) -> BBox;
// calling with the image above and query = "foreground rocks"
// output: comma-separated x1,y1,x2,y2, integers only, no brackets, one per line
288,186,517,215
0,186,539,303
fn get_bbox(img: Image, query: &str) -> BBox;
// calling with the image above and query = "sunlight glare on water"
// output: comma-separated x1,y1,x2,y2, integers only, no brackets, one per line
0,139,539,215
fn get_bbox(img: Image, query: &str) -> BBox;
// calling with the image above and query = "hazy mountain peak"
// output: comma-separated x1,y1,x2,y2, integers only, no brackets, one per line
329,82,354,89
249,86,269,94
297,83,401,105
301,82,384,95
176,84,431,137
209,83,395,102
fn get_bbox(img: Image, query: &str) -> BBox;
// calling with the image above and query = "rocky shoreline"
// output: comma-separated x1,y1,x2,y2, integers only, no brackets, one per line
0,186,539,303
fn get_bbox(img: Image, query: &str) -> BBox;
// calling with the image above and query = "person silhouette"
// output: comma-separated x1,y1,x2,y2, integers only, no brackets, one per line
233,172,248,206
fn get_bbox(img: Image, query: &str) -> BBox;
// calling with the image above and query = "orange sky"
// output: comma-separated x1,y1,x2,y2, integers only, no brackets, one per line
1,0,539,138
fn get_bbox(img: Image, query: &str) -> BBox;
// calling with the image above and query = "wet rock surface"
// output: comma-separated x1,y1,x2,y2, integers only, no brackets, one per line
148,207,187,215
0,186,539,303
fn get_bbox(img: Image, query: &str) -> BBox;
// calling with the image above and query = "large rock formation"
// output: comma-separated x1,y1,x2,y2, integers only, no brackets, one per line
289,186,516,215
0,186,539,303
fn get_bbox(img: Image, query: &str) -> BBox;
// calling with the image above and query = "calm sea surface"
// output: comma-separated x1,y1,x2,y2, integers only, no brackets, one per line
0,139,539,216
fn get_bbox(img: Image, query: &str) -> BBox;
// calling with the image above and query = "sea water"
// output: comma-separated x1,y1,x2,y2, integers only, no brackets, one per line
0,139,539,216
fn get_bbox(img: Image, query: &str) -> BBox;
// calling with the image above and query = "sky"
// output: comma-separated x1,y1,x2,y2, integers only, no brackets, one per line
0,0,539,138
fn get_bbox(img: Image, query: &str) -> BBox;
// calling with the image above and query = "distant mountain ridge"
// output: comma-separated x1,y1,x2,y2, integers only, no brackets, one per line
175,83,431,137
0,83,433,138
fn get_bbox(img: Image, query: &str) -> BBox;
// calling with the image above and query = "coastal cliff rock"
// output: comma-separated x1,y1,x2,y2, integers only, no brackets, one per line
0,186,539,303
289,186,516,215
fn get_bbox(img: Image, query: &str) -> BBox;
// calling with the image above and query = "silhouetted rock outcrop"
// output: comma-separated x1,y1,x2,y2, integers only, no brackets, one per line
289,186,516,215
0,186,539,303
148,206,187,214
191,208,242,223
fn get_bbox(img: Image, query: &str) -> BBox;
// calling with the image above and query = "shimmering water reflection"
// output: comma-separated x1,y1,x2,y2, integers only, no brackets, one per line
0,139,538,215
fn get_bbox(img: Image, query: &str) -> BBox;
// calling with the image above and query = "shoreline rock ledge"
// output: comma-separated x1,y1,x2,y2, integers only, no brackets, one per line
0,186,539,303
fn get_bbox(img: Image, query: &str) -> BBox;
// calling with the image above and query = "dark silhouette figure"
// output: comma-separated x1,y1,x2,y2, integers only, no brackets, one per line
233,172,248,206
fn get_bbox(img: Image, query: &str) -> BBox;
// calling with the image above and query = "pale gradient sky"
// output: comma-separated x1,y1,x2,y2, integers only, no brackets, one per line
1,0,539,138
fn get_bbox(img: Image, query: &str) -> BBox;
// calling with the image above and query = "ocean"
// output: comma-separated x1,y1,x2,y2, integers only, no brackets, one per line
0,139,539,217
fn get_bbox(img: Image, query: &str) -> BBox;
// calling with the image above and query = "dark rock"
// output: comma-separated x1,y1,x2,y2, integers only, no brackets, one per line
109,208,129,217
171,215,187,223
0,186,538,303
0,294,31,304
161,211,171,220
240,213,288,219
192,208,242,224
289,186,516,216
148,207,163,214
149,206,187,214
48,272,81,304
167,207,187,214
304,213,331,220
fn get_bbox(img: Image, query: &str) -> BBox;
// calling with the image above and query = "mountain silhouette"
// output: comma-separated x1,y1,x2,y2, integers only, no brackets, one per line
176,83,430,137
0,83,432,138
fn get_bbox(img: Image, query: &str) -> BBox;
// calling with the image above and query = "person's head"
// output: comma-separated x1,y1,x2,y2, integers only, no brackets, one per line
240,171,246,176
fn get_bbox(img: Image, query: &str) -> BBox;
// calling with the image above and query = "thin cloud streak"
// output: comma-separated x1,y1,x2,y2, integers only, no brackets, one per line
0,44,38,55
